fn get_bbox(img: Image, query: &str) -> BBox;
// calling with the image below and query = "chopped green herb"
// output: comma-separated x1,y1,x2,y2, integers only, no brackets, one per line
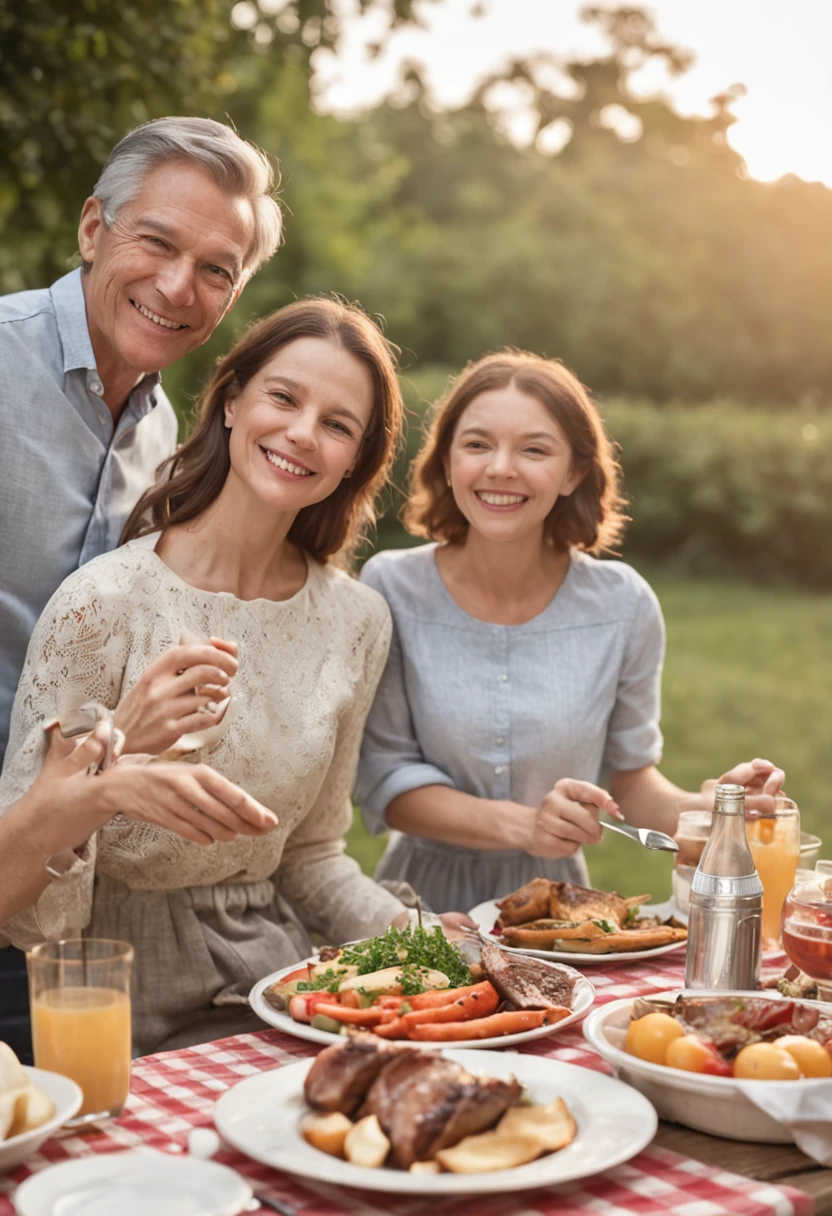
339,925,472,989
296,967,348,994
592,919,616,934
623,906,639,928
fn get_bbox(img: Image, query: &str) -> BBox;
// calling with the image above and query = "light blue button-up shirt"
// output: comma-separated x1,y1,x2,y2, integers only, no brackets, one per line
355,543,666,911
0,269,178,766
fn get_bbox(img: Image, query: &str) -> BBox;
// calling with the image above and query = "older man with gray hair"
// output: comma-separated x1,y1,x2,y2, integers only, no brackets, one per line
0,116,282,770
0,115,281,1057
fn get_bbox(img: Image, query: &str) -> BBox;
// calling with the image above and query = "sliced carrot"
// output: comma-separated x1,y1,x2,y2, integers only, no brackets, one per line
407,983,489,1011
401,983,499,1030
313,1003,385,1026
373,1017,409,1039
408,1007,572,1041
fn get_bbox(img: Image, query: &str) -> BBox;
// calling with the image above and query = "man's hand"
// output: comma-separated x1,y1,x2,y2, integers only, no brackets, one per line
525,778,623,859
114,637,237,755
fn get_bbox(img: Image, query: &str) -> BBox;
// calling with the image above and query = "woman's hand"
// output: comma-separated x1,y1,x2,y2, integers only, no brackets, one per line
694,758,785,814
114,637,238,756
100,760,278,846
525,779,622,859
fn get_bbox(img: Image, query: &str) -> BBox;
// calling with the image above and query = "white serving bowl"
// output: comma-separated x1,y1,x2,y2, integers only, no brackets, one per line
0,1067,83,1174
583,989,832,1143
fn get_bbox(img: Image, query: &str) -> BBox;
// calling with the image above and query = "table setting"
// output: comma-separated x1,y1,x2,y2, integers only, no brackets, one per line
3,783,832,1216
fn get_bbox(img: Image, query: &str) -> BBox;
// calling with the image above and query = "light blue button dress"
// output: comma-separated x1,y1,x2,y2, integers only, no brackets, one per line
356,543,665,913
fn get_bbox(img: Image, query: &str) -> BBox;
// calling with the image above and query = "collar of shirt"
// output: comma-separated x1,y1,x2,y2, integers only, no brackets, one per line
49,269,162,423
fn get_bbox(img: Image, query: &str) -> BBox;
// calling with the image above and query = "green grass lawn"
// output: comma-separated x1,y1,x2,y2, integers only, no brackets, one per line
346,569,832,903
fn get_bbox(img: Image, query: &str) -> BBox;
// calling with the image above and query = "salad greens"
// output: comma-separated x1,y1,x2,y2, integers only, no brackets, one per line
296,967,350,994
339,924,472,990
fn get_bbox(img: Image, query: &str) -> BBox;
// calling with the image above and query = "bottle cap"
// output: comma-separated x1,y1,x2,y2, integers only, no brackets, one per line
714,783,745,799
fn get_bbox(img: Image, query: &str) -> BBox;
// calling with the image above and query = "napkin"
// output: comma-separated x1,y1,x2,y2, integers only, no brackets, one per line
735,1079,832,1164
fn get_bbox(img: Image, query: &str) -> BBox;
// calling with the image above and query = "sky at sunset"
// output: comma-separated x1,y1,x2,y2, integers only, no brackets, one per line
314,0,832,186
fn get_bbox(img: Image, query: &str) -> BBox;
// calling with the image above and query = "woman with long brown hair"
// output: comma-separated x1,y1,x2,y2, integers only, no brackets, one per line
0,297,415,1053
355,350,784,912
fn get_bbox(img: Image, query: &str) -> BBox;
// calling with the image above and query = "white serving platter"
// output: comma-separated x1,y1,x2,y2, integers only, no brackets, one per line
469,898,687,965
250,957,594,1050
214,1048,657,1195
583,988,832,1143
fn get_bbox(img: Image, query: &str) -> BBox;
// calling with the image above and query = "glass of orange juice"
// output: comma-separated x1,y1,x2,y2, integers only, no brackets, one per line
746,796,801,950
27,938,133,1122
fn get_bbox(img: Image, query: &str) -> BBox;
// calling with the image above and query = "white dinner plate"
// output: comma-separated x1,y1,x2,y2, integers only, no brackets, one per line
0,1067,82,1175
250,957,594,1049
469,899,688,964
12,1146,252,1216
214,1047,657,1195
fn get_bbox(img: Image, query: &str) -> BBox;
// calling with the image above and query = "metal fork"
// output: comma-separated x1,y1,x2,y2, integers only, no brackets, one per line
600,819,679,852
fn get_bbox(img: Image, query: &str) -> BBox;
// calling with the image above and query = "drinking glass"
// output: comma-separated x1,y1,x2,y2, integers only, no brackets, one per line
672,810,712,915
27,938,133,1122
782,871,832,1001
745,796,801,950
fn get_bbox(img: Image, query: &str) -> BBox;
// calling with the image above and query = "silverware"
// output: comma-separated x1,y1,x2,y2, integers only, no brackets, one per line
246,1195,298,1215
600,819,679,852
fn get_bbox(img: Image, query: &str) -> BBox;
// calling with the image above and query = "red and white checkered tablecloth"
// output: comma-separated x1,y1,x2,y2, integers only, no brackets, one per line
0,952,815,1216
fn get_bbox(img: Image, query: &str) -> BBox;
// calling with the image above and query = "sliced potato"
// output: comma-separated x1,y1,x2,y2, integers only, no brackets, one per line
338,967,449,995
497,1098,576,1152
409,1160,442,1175
344,1114,391,1169
10,1086,56,1137
0,1089,26,1141
436,1131,543,1173
0,1043,28,1095
300,1111,353,1158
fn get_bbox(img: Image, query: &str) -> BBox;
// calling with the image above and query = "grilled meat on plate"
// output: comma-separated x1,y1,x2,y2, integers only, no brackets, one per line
303,1031,415,1116
304,1032,521,1168
480,939,577,1010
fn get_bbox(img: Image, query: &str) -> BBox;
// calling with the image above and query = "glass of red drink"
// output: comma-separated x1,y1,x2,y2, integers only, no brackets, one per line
781,870,832,1001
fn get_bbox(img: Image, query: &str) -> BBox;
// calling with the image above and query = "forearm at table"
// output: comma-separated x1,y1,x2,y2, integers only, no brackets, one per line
385,785,536,852
0,807,53,922
612,765,684,836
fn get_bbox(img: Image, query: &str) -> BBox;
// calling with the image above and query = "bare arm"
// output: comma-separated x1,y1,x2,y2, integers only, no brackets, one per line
386,786,537,851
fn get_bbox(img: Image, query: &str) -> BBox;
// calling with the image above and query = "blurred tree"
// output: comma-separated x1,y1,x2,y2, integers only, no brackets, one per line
0,0,434,292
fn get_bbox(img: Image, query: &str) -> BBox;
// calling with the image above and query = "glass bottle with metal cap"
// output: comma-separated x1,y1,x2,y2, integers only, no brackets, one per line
685,783,763,990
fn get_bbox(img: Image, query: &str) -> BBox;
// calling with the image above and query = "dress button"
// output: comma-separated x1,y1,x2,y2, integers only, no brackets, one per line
495,736,505,745
90,379,103,396
497,673,508,682
494,765,505,775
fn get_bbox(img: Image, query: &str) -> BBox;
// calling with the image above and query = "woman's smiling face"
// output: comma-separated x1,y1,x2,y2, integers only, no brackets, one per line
224,336,374,514
447,383,581,543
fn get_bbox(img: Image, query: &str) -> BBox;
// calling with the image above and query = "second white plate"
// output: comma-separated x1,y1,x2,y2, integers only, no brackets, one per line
469,899,687,965
250,958,594,1050
214,1048,657,1195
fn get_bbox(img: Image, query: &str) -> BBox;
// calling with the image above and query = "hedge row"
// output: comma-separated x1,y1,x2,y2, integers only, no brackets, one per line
373,369,832,588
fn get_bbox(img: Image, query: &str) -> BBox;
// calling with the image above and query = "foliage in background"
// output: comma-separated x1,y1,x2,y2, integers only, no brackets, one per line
4,4,832,403
365,367,832,588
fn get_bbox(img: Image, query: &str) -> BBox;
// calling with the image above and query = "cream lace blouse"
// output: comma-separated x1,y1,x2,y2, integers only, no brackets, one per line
0,535,404,950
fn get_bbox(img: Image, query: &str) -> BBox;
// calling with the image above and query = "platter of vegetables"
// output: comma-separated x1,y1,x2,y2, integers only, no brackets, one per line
583,989,832,1142
250,925,594,1050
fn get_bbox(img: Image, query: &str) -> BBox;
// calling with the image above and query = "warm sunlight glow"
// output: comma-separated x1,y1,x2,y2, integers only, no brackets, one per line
315,0,832,186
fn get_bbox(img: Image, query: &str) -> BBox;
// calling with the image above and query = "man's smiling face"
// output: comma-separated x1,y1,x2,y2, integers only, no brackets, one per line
78,159,256,383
